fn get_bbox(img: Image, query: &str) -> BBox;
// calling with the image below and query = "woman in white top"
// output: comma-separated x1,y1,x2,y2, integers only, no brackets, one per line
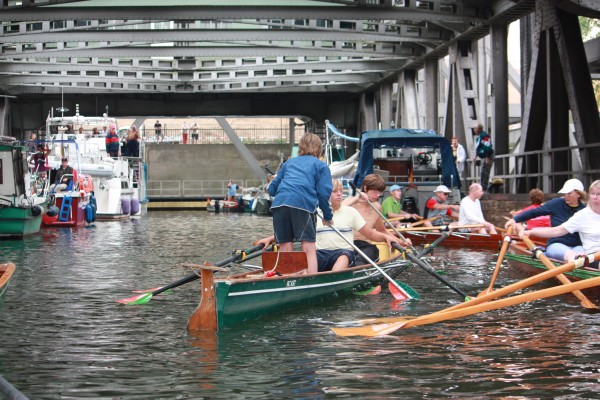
522,179,600,267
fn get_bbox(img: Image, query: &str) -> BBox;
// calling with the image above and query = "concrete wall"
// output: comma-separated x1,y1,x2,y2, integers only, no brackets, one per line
147,143,289,184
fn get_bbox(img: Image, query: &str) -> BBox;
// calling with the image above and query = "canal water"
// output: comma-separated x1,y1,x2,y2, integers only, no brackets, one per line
1,212,599,399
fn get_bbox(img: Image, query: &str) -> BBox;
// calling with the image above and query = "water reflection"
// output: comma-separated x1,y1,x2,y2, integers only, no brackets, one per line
0,212,599,398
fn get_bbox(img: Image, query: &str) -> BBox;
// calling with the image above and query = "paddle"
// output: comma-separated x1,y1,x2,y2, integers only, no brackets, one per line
331,252,599,334
332,274,600,336
387,224,484,232
521,235,598,311
349,182,470,300
117,244,268,305
478,225,514,296
316,212,415,301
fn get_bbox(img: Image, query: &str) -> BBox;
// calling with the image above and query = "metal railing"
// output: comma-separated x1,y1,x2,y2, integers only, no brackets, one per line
140,126,303,144
147,179,266,198
465,142,600,194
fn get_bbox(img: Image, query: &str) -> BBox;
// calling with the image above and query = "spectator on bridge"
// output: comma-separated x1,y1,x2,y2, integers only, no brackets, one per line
181,122,189,144
473,123,494,191
452,136,466,187
191,122,199,144
154,120,162,142
506,178,586,261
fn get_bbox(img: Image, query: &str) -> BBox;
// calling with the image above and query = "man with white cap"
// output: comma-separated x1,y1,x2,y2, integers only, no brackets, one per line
424,184,460,226
506,178,586,261
458,183,497,234
381,184,425,227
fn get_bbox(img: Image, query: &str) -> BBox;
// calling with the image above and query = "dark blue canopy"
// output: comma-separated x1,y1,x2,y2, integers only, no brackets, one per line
353,128,461,189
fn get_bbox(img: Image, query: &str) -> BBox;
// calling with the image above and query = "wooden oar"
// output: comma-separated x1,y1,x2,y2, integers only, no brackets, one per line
316,212,415,301
340,251,600,327
409,215,440,227
521,235,598,311
478,225,514,296
331,274,600,336
387,224,484,232
117,244,269,305
349,182,471,300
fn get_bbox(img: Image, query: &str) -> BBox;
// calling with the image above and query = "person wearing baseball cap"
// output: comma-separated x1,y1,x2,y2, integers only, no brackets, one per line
521,179,600,267
506,178,586,261
424,185,460,226
381,184,428,228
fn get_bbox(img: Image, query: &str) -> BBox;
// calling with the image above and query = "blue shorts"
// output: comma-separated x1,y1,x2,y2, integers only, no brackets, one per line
317,249,356,272
545,243,584,261
272,206,316,243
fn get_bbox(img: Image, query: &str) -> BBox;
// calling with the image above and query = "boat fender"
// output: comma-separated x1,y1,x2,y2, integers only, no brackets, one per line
31,204,43,217
90,192,97,222
42,213,59,225
84,204,94,224
121,197,131,215
130,197,140,215
251,198,257,211
46,205,59,217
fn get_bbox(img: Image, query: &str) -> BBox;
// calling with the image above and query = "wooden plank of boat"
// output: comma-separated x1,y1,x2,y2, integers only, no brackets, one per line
505,240,600,291
0,263,16,310
188,251,411,332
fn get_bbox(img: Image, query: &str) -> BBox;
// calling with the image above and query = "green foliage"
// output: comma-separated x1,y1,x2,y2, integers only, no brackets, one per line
579,17,600,40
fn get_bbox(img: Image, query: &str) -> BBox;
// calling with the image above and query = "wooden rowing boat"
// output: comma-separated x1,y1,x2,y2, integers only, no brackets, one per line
0,262,16,311
187,247,409,331
401,230,505,249
505,240,600,297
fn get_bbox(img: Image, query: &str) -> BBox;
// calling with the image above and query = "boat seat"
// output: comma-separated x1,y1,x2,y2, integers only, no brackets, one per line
262,251,308,274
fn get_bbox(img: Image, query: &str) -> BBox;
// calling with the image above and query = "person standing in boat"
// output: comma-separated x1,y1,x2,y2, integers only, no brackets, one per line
227,179,238,201
267,133,333,274
506,178,586,261
520,180,600,268
457,183,497,234
258,179,407,272
124,126,140,158
424,185,460,226
49,157,75,193
105,123,120,158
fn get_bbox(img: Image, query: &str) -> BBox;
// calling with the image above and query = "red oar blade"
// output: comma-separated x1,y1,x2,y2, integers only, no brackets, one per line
116,293,153,305
356,285,382,296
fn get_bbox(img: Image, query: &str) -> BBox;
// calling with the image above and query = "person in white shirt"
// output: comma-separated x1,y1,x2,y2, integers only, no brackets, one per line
458,183,497,234
522,179,600,267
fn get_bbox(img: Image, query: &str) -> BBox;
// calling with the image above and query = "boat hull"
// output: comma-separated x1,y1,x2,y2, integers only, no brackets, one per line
42,194,89,227
505,241,600,298
0,206,43,238
0,263,16,311
193,258,409,330
403,231,505,249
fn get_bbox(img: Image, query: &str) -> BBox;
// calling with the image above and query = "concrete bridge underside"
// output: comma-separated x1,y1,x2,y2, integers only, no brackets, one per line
1,0,600,194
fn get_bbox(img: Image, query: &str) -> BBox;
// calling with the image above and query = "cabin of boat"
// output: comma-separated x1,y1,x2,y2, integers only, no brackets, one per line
0,137,45,238
44,111,147,220
352,129,462,216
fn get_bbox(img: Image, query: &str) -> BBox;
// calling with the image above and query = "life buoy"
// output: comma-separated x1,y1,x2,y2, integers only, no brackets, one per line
78,175,93,193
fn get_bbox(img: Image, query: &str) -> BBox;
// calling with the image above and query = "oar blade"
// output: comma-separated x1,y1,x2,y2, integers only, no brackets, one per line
389,280,420,300
331,321,407,337
116,292,153,305
356,285,382,296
